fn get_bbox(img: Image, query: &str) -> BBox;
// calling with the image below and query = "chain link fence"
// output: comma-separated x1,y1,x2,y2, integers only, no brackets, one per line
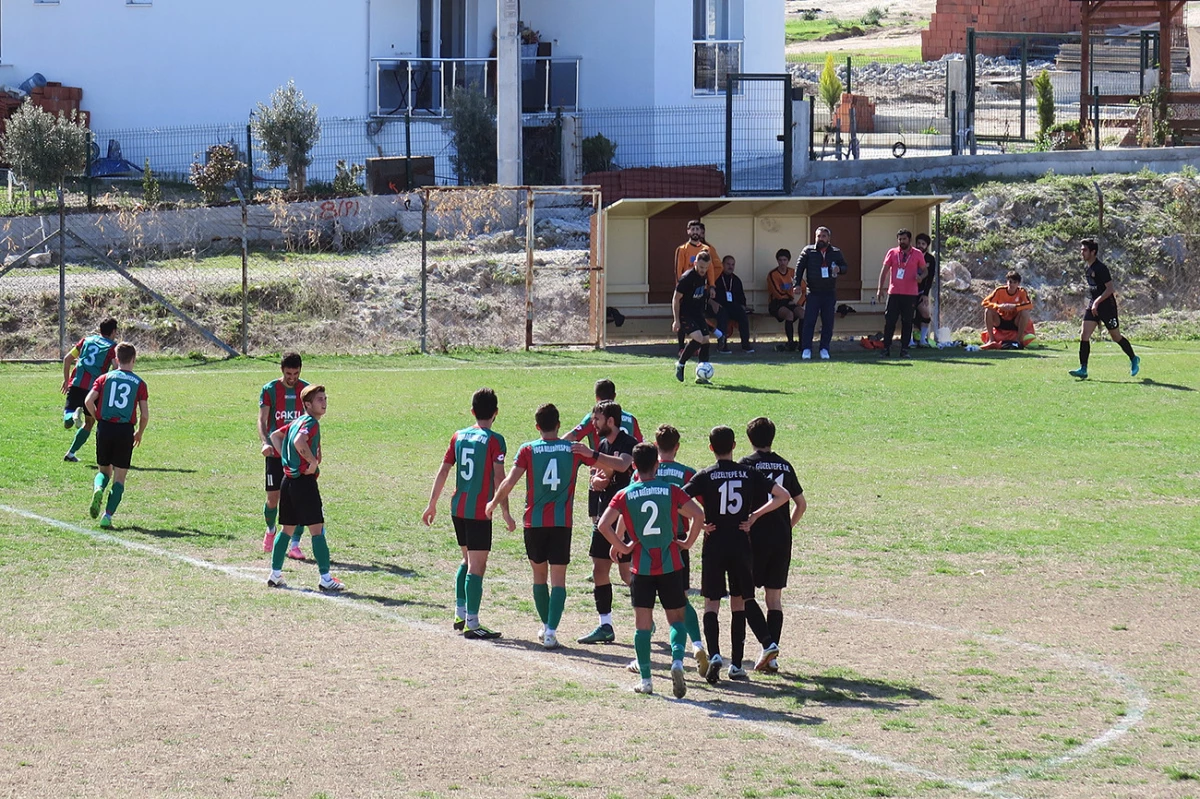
0,186,602,359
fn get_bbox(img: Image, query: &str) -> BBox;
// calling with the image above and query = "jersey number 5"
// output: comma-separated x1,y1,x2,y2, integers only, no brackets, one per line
459,447,475,481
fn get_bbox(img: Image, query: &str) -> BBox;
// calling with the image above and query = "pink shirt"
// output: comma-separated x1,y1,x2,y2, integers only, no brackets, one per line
883,247,926,296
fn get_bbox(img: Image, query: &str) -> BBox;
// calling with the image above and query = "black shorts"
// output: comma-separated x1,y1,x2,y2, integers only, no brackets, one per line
676,530,692,586
630,570,687,610
95,420,135,470
996,316,1019,331
265,457,285,492
679,315,712,337
524,526,571,565
1084,299,1120,330
453,515,492,552
751,528,792,590
589,523,632,563
769,299,799,319
279,474,324,527
700,532,755,601
64,386,92,415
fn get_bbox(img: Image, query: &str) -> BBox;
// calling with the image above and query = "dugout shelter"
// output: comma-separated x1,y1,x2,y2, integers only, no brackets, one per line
600,195,950,345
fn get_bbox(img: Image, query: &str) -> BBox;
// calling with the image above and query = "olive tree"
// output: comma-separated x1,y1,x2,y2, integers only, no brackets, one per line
253,80,321,193
1,103,90,199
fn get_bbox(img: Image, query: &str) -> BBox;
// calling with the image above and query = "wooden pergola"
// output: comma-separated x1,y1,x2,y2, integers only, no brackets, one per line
1076,0,1190,123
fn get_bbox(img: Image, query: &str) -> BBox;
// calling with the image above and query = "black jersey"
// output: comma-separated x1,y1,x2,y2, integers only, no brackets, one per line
595,430,637,507
738,450,803,535
683,459,774,538
675,268,709,319
1085,259,1113,301
917,251,936,295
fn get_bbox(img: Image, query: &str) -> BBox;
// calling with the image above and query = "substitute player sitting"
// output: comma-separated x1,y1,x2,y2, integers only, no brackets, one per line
981,272,1033,349
83,342,148,529
598,443,705,697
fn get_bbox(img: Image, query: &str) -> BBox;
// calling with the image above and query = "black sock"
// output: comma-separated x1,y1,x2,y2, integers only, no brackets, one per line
703,611,721,658
731,610,747,668
680,340,701,364
594,583,613,616
785,320,795,342
1079,340,1090,368
743,599,771,645
768,609,784,647
1118,338,1136,359
699,343,711,361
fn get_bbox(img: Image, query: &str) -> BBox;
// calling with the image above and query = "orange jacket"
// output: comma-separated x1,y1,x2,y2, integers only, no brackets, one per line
767,267,805,304
675,241,722,286
982,286,1032,318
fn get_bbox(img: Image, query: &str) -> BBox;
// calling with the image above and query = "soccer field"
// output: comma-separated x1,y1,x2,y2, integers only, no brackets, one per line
2,343,1198,799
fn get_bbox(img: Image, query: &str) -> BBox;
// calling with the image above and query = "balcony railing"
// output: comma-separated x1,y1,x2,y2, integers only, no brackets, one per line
372,56,581,117
693,39,743,95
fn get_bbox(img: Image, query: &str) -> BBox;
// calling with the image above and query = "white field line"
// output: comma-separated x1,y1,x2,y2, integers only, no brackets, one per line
2,505,1149,799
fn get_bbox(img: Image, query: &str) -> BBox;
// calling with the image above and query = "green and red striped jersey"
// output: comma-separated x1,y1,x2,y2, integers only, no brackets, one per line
443,426,507,520
91,370,148,425
260,378,310,456
608,478,690,576
656,459,697,536
513,438,597,528
571,410,643,449
281,414,321,479
69,335,117,391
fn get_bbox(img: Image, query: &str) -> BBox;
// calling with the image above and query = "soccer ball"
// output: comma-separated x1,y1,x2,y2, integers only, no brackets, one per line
695,362,715,381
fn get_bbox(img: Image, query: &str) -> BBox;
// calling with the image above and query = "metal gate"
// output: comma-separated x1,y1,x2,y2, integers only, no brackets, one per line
724,73,792,195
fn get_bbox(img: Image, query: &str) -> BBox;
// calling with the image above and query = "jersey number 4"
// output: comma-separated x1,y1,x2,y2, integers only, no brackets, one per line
541,459,561,492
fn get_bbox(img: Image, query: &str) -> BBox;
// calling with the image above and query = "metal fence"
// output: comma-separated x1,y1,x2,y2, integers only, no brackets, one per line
0,186,602,359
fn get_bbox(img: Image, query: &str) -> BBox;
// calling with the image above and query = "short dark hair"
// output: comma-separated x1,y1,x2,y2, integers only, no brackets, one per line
115,341,136,364
632,443,659,475
745,416,776,449
99,318,118,337
301,384,325,405
687,219,704,229
694,251,711,264
897,228,912,239
1081,238,1099,254
594,379,616,401
535,403,559,432
280,352,302,370
775,248,791,260
593,400,622,425
709,425,735,456
1006,271,1022,283
655,424,680,453
471,387,499,419
915,233,931,246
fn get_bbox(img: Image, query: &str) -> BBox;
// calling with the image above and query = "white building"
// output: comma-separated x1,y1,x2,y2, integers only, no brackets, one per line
0,0,785,183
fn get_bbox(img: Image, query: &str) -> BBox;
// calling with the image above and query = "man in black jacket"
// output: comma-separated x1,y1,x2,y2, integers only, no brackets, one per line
712,255,755,354
796,226,850,360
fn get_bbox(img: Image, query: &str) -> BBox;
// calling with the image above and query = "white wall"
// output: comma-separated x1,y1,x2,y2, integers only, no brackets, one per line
1,0,370,128
371,0,419,58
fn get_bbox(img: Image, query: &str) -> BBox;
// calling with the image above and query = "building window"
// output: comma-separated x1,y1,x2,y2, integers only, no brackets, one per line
127,0,152,4
692,0,742,95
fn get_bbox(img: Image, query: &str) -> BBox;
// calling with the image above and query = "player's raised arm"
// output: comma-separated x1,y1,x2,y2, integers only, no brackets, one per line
574,441,632,474
596,505,630,554
678,497,705,550
421,461,453,526
485,461,524,518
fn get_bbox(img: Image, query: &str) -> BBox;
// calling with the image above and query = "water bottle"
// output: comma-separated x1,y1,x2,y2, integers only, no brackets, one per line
965,344,981,352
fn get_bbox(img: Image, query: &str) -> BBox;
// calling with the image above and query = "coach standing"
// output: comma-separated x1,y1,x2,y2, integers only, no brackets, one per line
875,229,927,359
797,226,849,360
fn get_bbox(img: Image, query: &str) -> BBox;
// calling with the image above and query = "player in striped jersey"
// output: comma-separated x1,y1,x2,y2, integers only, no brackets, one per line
423,388,515,640
598,443,705,696
564,379,643,448
83,342,148,529
258,352,310,560
61,317,118,462
487,403,600,649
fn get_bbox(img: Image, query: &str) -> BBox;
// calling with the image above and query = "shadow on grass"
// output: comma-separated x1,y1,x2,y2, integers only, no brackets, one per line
702,384,791,395
1140,378,1193,392
338,591,444,611
126,524,236,540
127,465,199,474
329,559,419,578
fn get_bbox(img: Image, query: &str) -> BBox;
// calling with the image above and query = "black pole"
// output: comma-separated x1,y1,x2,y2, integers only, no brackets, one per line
950,91,958,156
1019,36,1028,141
808,96,816,162
724,74,735,196
783,84,794,195
58,189,66,359
966,28,976,155
420,188,428,354
1094,85,1101,150
245,123,254,196
86,129,95,212
405,109,413,190
845,56,852,96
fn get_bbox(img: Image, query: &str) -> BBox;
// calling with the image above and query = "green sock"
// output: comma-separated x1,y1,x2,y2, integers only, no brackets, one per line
271,530,290,571
635,628,652,680
465,573,484,616
69,427,91,455
548,586,567,630
94,472,110,492
455,562,468,614
311,532,331,575
532,583,550,624
264,504,278,529
683,601,703,648
670,621,688,663
104,482,124,516
291,525,305,545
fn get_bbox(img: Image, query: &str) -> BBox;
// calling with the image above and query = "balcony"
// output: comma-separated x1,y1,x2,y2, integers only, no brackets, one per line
693,39,742,95
372,56,581,117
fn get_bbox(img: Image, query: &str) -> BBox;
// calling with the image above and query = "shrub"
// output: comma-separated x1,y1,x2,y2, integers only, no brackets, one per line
142,158,162,206
581,132,617,174
1033,69,1054,138
801,9,819,21
332,160,365,195
190,143,244,205
819,54,844,117
446,88,497,185
254,80,321,193
1,103,90,197
861,6,886,26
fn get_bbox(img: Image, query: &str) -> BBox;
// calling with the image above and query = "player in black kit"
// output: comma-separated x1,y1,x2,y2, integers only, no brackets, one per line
1070,238,1140,379
672,250,720,384
684,426,790,684
740,416,806,673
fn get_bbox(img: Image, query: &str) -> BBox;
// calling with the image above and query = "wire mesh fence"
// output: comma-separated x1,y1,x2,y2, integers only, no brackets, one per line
0,186,602,359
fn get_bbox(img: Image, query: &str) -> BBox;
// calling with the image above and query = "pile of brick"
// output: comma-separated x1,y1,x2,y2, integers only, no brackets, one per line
921,0,1080,60
28,82,88,125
